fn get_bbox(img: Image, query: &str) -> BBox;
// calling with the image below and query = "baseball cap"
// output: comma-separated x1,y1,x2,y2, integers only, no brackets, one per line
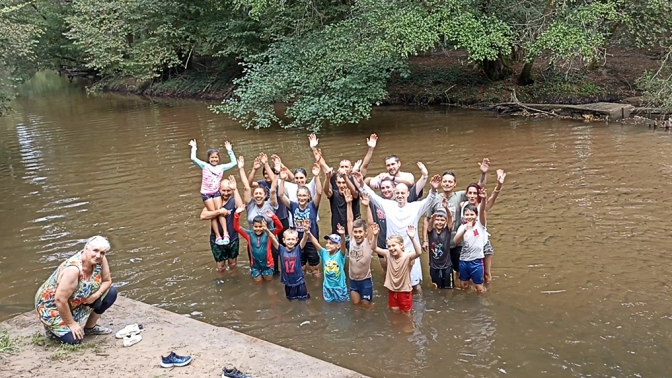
323,234,341,244
433,208,448,218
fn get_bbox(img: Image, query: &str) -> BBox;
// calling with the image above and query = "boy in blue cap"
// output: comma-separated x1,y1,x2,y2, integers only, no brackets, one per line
307,225,348,302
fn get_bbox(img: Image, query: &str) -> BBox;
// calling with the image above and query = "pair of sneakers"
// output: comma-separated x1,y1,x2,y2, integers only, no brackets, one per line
115,324,144,347
215,234,231,246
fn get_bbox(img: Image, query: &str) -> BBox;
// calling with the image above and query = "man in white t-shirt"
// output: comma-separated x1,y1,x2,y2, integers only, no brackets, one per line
353,171,440,292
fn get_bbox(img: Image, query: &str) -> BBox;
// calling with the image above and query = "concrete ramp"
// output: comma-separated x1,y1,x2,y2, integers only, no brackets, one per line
0,296,367,378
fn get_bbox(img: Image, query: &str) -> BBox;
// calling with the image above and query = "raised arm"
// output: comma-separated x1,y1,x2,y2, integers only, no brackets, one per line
415,162,429,196
299,220,310,249
479,188,488,226
323,169,334,198
418,175,441,215
230,175,244,209
218,141,237,171
395,172,415,187
477,157,490,186
352,171,385,209
277,170,291,208
271,154,294,182
247,156,261,185
260,153,276,182
344,189,354,236
268,211,283,235
269,173,278,208
360,133,377,177
233,207,248,237
238,157,252,204
309,134,331,172
407,226,423,259
442,197,454,231
343,172,359,199
262,218,280,249
486,169,506,211
337,224,347,255
188,139,206,169
311,163,323,206
306,229,321,250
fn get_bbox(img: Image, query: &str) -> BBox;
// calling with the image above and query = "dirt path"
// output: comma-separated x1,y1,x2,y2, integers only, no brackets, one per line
0,296,366,378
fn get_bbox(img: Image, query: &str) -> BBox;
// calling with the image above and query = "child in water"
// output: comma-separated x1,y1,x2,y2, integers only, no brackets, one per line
233,208,283,282
373,225,423,312
268,221,311,301
426,198,454,290
454,187,488,293
306,224,348,302
189,139,237,245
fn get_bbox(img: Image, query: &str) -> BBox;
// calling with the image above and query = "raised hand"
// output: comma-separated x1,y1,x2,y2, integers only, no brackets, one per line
359,191,370,207
367,133,378,149
371,223,379,236
237,156,245,169
229,175,237,190
303,219,311,230
353,160,362,173
308,134,319,149
265,210,275,218
336,223,345,235
343,189,353,203
188,139,197,148
478,158,490,173
337,167,347,177
224,141,232,151
351,171,364,186
312,162,321,177
261,219,268,231
497,169,506,185
271,154,282,172
259,153,268,165
252,157,262,170
442,196,449,209
417,162,428,177
430,174,441,189
280,167,290,180
235,206,245,214
479,187,488,200
406,225,416,238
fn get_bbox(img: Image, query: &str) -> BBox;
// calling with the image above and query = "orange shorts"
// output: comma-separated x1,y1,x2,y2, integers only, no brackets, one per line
387,290,412,312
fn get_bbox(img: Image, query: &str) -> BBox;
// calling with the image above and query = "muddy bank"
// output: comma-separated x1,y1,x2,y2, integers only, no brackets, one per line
0,296,366,378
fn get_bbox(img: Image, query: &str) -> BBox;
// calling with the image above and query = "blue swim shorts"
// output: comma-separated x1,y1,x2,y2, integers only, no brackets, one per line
350,277,373,302
459,259,484,285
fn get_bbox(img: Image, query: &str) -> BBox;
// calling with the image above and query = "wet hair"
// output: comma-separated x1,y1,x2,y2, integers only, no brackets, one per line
252,215,265,225
206,148,221,162
463,203,479,216
352,219,368,231
466,183,482,203
294,167,307,177
386,235,404,246
385,155,400,163
84,235,110,252
283,229,298,238
442,170,456,180
380,177,395,186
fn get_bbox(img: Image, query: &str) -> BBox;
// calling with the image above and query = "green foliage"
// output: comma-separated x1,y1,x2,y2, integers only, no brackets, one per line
0,328,20,357
637,52,672,111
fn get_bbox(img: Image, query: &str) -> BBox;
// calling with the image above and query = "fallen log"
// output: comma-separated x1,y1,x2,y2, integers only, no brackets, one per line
488,102,635,120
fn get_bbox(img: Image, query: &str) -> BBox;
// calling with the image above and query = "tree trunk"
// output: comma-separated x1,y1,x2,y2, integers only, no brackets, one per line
518,59,535,86
481,53,513,81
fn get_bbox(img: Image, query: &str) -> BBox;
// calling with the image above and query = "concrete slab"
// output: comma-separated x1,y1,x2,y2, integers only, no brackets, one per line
0,296,367,378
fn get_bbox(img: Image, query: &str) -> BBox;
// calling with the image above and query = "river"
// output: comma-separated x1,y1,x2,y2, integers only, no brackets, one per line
1,72,671,377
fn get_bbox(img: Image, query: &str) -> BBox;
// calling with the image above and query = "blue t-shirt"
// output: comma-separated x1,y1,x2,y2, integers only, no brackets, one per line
279,245,305,286
289,201,319,239
258,180,288,220
319,247,348,302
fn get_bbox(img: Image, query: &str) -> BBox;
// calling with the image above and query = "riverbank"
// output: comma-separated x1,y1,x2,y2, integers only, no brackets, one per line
0,296,366,378
94,48,663,112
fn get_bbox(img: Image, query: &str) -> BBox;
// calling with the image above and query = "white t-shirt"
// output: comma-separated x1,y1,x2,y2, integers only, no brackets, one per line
456,220,487,261
363,185,437,286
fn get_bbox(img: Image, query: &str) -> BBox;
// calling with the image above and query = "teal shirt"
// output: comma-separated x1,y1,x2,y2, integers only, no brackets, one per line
319,247,348,302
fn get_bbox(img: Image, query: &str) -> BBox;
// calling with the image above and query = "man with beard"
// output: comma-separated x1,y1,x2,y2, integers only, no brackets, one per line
200,176,244,272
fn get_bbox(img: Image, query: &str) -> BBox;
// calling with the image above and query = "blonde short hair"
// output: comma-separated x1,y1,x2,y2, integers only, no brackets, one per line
283,229,299,238
84,235,111,252
386,235,404,246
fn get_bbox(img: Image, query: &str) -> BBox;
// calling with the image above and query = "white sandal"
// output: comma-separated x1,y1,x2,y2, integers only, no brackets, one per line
123,333,142,347
115,324,144,339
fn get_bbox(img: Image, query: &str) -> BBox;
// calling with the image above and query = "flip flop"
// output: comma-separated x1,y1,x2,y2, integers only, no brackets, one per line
123,333,142,347
115,324,144,339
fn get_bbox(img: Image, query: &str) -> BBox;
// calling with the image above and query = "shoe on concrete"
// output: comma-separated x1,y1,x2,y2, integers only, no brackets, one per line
123,333,142,347
161,352,193,368
116,324,144,339
84,324,112,335
223,367,252,378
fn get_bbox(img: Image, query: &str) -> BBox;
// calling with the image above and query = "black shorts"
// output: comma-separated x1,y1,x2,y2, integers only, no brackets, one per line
450,246,462,272
430,267,454,289
301,241,320,266
285,283,310,301
210,239,240,262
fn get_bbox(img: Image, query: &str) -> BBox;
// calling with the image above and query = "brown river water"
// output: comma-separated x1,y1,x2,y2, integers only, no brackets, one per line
1,73,672,377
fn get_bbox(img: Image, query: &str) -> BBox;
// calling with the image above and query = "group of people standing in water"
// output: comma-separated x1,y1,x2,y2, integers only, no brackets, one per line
191,133,506,313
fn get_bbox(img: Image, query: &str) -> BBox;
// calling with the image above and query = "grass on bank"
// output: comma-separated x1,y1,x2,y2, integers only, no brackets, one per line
0,328,20,358
28,331,106,360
